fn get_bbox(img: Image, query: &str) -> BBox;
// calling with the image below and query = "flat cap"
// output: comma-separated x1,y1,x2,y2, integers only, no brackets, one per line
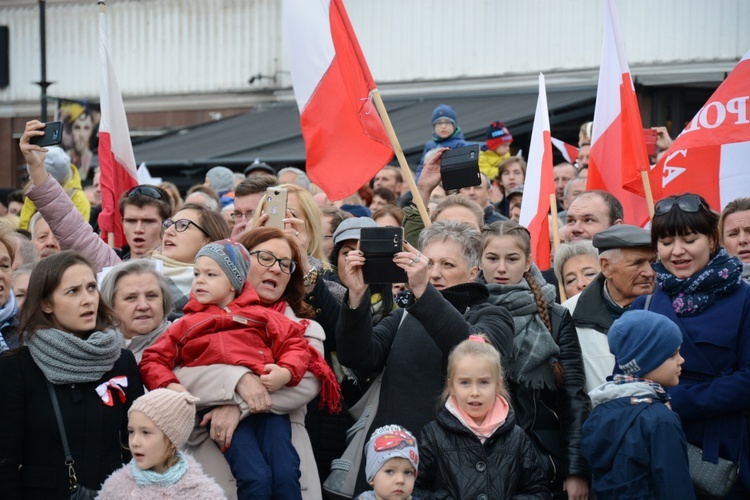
592,224,651,253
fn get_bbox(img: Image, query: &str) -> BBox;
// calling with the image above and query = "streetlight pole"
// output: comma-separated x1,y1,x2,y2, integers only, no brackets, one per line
35,0,52,121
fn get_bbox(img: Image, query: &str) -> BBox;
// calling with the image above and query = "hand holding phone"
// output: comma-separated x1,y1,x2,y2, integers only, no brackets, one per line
440,144,481,191
360,227,408,284
29,121,63,147
263,187,288,229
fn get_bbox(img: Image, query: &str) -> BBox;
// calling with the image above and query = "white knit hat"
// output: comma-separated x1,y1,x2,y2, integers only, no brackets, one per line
44,146,72,184
129,389,200,449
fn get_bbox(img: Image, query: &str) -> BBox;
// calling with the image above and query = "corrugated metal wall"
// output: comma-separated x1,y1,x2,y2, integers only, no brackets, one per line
2,0,748,103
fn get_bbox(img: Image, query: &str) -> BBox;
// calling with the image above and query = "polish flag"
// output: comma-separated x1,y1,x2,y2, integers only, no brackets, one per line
551,137,579,165
520,74,555,269
587,0,650,226
97,6,137,248
647,48,750,211
284,0,393,201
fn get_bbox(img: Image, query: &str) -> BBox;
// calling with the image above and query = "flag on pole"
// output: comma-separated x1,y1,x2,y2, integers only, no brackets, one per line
587,0,650,226
647,48,750,211
519,74,555,269
284,0,393,201
98,5,137,248
551,137,579,165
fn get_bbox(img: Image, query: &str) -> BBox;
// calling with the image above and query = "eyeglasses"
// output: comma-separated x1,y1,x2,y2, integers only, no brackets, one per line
434,119,453,127
230,210,254,221
654,194,706,216
162,218,210,237
126,185,167,201
249,250,297,275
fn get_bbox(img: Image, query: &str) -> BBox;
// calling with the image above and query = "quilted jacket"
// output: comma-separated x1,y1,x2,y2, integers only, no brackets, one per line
415,405,551,499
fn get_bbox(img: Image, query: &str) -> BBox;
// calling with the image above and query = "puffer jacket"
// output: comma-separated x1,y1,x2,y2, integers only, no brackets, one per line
508,304,591,488
415,406,550,499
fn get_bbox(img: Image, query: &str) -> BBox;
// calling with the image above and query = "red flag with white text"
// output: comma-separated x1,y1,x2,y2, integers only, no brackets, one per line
519,74,555,269
647,49,750,211
284,0,393,201
97,7,137,248
587,0,650,226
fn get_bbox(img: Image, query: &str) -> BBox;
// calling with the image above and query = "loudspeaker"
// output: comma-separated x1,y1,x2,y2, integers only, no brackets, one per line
0,26,8,89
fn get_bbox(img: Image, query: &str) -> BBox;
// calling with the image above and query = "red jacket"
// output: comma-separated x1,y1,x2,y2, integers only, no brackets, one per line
139,283,309,391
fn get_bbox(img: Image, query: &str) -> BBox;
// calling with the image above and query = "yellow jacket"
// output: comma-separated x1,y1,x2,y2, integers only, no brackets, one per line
478,149,511,180
19,164,91,230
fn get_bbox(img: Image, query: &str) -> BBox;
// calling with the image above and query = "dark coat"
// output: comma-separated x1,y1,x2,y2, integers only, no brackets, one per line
415,406,550,499
507,304,591,488
336,282,515,493
631,282,750,491
0,347,144,499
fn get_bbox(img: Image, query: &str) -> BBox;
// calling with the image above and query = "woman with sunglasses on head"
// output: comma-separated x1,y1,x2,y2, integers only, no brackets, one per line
631,193,750,497
0,251,144,498
154,227,333,499
19,121,229,317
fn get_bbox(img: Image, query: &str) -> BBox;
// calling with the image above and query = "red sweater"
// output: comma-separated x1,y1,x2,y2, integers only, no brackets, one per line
139,284,309,391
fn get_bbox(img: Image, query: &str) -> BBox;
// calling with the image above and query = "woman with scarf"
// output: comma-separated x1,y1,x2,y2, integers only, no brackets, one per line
0,251,144,498
100,260,173,362
0,228,20,352
480,221,590,500
631,193,750,497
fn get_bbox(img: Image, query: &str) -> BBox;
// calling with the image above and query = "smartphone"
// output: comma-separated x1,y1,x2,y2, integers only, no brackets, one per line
360,226,408,284
644,128,658,157
263,187,288,229
29,121,63,147
440,144,481,191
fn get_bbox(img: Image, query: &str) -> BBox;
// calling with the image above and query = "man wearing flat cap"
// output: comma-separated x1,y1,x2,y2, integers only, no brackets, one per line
562,224,656,392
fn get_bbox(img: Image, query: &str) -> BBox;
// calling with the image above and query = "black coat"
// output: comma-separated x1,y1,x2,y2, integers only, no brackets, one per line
508,304,591,488
415,406,551,499
0,347,144,499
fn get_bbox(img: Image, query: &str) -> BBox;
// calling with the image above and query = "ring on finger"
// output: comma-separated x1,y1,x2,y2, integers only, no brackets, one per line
411,256,420,264
295,231,300,237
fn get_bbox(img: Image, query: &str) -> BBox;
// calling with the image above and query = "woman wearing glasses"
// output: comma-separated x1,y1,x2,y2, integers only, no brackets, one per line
163,227,331,499
19,120,229,317
632,193,750,497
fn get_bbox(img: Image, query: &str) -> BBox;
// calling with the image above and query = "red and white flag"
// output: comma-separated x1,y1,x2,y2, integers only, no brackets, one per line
550,137,579,165
284,0,393,201
647,48,750,211
520,74,555,269
587,0,650,226
97,7,137,248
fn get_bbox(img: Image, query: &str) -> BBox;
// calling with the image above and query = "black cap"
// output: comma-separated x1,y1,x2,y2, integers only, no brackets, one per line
244,161,275,176
592,224,652,253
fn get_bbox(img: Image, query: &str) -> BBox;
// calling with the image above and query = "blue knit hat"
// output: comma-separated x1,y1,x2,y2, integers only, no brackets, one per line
431,104,457,126
195,239,251,292
608,310,682,377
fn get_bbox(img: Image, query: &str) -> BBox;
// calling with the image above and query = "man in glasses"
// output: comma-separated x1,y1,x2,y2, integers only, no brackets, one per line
119,185,172,260
230,175,279,238
562,224,656,392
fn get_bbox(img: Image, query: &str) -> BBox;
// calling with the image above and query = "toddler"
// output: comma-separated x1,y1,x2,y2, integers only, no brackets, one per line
356,425,419,500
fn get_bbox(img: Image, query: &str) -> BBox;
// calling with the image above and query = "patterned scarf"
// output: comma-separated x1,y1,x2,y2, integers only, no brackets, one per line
485,265,560,390
654,248,742,317
26,328,122,384
130,451,189,486
612,374,670,403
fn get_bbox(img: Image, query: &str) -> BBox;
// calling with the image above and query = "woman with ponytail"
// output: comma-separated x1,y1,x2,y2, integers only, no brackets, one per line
480,220,591,499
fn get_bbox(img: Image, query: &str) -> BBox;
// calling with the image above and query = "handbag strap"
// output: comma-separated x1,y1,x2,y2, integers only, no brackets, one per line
45,380,80,491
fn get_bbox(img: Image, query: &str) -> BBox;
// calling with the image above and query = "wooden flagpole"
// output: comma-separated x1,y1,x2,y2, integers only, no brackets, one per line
371,90,431,228
549,194,567,302
641,170,655,221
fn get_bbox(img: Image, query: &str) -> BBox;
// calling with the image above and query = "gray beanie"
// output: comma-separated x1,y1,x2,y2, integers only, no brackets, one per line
206,166,235,193
44,146,72,184
365,425,419,482
129,389,200,450
195,239,252,292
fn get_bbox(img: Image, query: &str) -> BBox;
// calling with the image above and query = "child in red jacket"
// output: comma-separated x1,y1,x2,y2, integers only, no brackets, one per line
140,239,338,499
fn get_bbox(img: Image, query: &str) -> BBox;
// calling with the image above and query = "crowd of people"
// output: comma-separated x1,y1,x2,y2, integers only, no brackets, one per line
0,109,748,500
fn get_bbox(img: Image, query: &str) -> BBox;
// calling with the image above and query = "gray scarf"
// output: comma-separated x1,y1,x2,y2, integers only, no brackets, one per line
122,319,171,363
26,328,122,385
485,265,560,390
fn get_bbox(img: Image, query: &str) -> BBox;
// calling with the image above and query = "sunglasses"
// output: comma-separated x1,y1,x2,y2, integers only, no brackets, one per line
249,250,297,275
162,218,210,237
654,194,706,216
126,185,167,201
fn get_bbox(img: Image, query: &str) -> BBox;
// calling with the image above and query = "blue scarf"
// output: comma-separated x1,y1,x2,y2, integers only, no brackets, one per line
654,248,742,317
0,291,18,352
131,451,189,486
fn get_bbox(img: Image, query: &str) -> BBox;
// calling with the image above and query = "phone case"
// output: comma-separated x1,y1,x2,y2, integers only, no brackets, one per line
29,121,63,147
360,227,408,284
440,144,481,191
264,188,288,229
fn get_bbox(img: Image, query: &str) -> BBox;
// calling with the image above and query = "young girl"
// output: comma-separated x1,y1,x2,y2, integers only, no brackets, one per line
481,221,590,497
98,389,226,499
414,336,549,498
140,239,339,499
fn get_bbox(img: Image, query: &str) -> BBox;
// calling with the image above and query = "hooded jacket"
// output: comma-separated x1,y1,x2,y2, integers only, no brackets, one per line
581,381,695,500
415,406,550,499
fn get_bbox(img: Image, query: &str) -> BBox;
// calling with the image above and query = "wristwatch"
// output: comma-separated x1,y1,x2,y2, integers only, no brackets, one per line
304,267,319,287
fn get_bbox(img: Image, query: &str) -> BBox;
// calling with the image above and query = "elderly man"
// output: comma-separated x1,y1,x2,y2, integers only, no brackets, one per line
562,225,656,392
30,212,61,260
